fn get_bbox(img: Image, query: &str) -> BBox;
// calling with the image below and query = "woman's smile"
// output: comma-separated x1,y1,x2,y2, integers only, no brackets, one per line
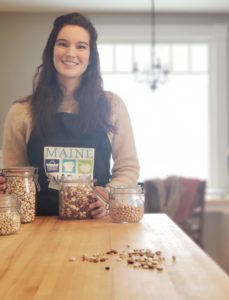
61,59,79,67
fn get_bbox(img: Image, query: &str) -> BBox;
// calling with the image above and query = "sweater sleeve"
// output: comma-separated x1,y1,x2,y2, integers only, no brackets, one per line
106,92,140,187
2,102,32,167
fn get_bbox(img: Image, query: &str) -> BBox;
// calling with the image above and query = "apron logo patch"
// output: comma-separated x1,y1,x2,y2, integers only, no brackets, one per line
45,159,60,172
62,160,76,174
78,160,93,174
44,146,95,190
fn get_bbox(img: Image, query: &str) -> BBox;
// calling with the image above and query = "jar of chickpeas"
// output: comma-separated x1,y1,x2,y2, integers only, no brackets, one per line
0,194,20,235
1,167,38,223
109,185,144,223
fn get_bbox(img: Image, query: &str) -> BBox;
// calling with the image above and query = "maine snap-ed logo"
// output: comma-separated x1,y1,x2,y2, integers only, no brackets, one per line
45,159,60,173
44,146,95,179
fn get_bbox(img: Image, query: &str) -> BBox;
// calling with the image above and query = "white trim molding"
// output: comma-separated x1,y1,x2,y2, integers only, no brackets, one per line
208,25,228,192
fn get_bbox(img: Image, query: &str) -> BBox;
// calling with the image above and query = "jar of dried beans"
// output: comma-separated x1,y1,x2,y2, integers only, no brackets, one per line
109,185,144,223
1,167,38,223
59,176,95,219
0,194,20,235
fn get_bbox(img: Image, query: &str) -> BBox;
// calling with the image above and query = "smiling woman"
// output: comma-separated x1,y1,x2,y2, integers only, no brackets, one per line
1,12,140,217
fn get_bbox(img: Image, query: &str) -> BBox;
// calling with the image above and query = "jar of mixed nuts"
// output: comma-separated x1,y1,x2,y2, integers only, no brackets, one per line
109,185,145,223
0,194,20,235
1,167,38,223
59,176,95,219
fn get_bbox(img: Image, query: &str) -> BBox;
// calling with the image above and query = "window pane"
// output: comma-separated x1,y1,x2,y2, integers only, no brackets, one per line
191,44,208,72
98,44,114,72
133,44,151,71
103,73,208,181
172,44,189,72
155,44,171,71
115,44,133,72
101,42,209,183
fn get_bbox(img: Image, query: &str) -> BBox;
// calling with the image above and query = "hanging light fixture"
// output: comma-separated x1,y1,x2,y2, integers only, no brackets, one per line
133,0,169,90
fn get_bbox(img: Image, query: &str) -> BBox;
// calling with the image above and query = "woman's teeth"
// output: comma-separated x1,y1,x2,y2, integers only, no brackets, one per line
63,61,78,66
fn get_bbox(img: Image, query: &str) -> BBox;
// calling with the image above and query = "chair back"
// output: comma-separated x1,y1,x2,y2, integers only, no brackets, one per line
144,177,206,247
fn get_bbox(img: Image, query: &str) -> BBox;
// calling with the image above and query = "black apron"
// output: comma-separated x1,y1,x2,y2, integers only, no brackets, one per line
27,112,111,216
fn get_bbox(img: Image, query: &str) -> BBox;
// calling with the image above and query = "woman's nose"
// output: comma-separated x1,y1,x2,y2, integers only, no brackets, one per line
66,45,76,57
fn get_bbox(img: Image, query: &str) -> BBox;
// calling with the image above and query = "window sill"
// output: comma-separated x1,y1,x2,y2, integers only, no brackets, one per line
205,196,229,213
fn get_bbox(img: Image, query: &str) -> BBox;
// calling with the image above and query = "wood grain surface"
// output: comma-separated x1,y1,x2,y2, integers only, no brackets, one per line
0,214,228,300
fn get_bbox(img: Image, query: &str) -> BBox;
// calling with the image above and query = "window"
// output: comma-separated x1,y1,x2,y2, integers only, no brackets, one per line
99,42,209,182
97,24,228,193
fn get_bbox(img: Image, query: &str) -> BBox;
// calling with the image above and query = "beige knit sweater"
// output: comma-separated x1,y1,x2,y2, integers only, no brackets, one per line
2,91,140,188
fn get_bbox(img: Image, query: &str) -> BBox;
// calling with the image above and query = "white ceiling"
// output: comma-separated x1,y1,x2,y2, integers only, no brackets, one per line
1,0,229,13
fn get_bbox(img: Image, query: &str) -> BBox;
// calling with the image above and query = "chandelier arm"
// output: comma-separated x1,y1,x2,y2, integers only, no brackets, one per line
133,0,169,90
151,0,156,70
150,0,158,89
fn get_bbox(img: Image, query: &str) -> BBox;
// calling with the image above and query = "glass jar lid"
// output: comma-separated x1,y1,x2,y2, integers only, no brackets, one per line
1,166,38,178
110,185,143,194
60,175,93,184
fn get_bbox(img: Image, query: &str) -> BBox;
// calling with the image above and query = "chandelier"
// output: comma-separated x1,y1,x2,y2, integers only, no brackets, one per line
133,0,169,90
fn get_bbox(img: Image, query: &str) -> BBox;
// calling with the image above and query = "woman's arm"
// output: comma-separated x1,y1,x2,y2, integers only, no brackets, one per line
107,92,140,188
2,102,32,167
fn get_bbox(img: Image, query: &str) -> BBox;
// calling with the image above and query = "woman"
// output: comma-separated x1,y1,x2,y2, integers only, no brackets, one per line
0,12,139,217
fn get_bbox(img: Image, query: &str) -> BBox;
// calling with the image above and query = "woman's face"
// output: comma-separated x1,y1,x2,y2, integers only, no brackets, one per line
53,25,90,84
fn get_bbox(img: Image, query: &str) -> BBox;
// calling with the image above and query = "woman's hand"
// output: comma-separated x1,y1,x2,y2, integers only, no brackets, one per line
89,198,107,219
0,176,7,194
89,186,109,219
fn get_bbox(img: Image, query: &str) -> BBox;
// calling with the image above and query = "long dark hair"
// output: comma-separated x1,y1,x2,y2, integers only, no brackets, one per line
30,12,115,136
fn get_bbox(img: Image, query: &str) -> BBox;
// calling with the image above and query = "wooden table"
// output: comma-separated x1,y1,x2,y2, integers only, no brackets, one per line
0,214,228,300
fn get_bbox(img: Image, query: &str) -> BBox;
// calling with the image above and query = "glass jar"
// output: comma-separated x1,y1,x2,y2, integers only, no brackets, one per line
59,176,95,219
109,185,145,223
0,194,20,235
1,167,38,223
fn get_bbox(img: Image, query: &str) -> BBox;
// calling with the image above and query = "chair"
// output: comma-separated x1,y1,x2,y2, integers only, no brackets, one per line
144,176,206,247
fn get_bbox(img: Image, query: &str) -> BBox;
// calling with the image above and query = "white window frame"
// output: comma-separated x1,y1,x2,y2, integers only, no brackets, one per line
97,24,228,193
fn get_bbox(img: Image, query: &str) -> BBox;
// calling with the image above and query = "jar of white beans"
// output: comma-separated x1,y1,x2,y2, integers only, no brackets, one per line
109,185,144,223
0,194,20,235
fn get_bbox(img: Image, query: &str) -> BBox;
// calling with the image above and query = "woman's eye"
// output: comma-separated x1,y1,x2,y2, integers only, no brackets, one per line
56,41,68,47
77,43,88,50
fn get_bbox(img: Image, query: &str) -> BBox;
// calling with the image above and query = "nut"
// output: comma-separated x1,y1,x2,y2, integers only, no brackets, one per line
68,256,76,262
